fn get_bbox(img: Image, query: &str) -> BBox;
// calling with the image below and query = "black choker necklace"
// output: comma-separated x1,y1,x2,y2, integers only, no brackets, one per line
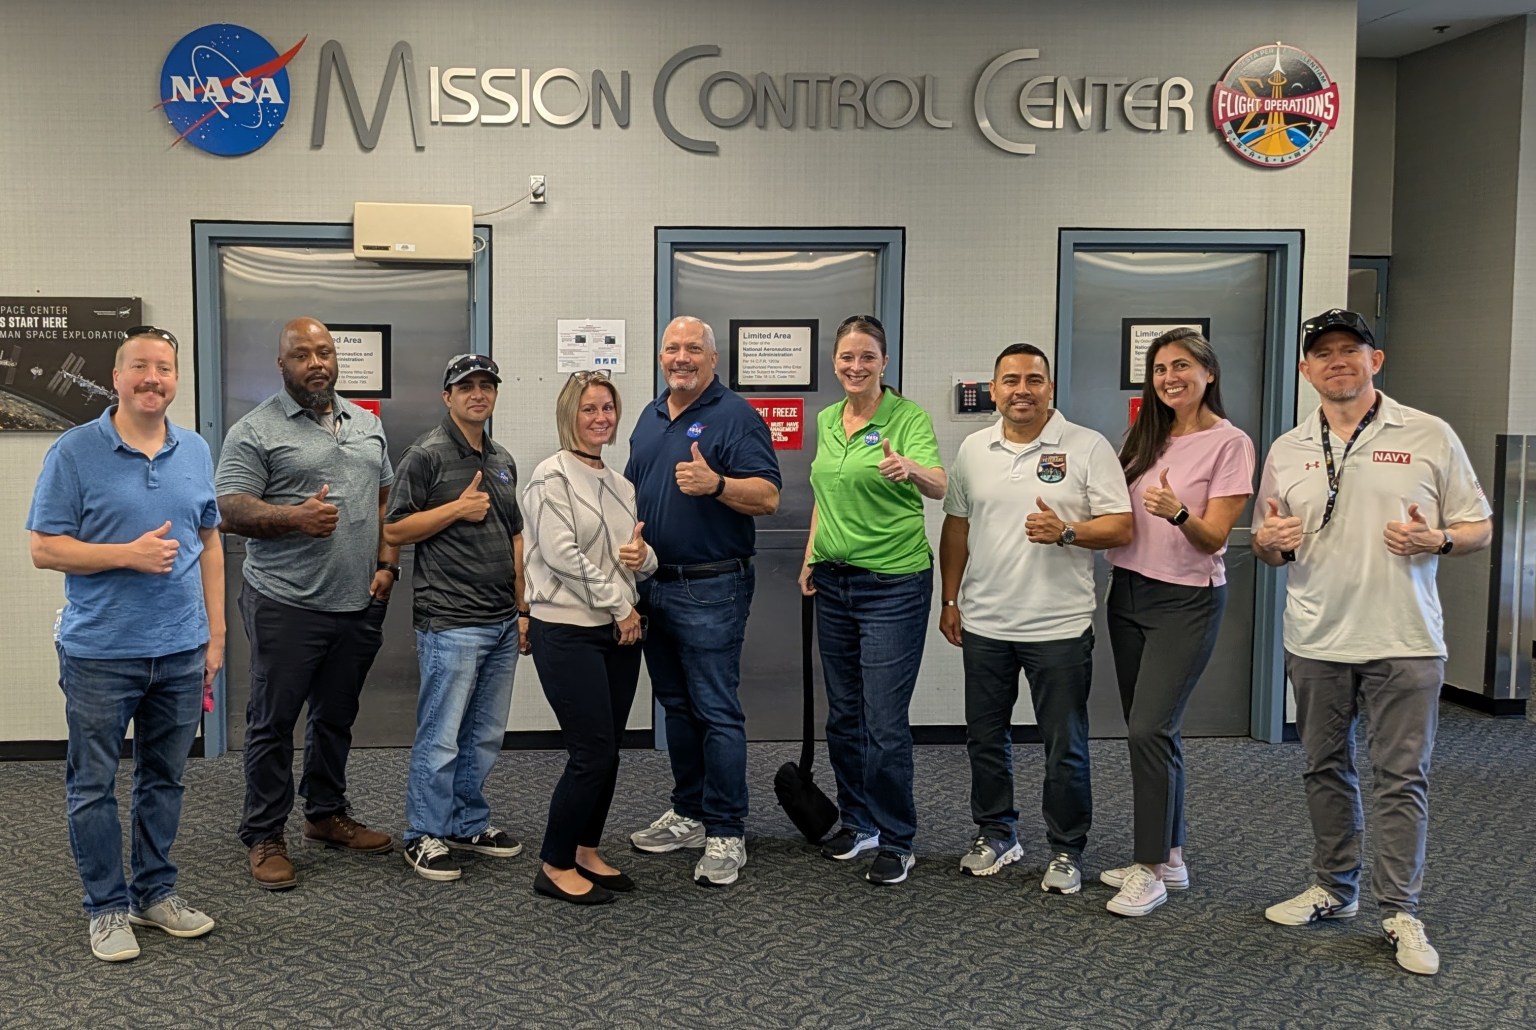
568,448,603,462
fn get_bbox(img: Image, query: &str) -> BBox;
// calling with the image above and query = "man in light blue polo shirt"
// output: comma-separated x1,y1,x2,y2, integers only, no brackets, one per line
28,326,223,962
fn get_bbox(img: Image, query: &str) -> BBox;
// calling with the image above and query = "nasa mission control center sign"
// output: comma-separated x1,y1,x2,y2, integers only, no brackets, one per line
158,24,305,155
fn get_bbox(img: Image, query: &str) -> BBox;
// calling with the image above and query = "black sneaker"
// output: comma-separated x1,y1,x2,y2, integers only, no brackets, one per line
403,836,462,881
866,849,915,886
820,828,881,861
445,826,523,858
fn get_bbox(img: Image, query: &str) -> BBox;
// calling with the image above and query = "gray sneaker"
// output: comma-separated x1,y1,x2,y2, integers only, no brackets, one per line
959,835,1024,877
89,911,140,962
630,808,707,853
693,836,747,886
1041,852,1083,895
128,895,215,938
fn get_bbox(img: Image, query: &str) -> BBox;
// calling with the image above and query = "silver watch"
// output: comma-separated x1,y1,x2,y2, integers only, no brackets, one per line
1058,524,1077,547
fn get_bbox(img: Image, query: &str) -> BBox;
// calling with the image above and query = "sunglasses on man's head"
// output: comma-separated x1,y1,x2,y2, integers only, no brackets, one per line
123,326,179,351
1302,310,1372,343
448,355,497,376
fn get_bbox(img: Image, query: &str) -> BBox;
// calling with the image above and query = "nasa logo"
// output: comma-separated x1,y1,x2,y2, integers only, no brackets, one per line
1211,42,1339,168
863,430,882,447
158,24,306,156
686,422,705,439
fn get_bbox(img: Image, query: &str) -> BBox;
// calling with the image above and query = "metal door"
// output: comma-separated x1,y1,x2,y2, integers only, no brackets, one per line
659,230,905,741
194,223,492,754
1057,233,1300,740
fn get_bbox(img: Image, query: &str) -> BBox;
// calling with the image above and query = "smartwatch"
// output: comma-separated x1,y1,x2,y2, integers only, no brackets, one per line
1437,532,1454,555
376,561,400,580
1169,506,1190,526
711,474,728,498
942,599,958,608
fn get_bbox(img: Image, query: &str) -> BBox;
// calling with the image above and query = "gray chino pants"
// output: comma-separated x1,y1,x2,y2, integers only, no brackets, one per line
1284,652,1443,917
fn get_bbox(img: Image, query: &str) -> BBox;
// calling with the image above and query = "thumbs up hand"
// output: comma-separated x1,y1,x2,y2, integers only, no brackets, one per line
1026,495,1068,545
877,437,915,484
1255,496,1303,554
619,521,649,570
457,471,491,524
675,441,724,497
295,483,340,538
125,520,180,574
1384,501,1444,557
1142,467,1184,521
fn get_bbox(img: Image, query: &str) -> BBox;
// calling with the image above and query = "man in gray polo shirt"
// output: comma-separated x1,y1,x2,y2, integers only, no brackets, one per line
384,354,526,882
216,316,401,890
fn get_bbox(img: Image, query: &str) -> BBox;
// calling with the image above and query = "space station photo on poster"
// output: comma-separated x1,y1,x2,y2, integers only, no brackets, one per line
0,298,142,432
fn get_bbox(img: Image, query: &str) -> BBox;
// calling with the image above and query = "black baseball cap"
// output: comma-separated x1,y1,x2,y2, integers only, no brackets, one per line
1301,309,1376,354
443,353,501,389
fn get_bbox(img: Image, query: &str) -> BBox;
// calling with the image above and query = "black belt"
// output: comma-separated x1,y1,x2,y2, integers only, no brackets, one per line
653,558,752,581
816,561,871,576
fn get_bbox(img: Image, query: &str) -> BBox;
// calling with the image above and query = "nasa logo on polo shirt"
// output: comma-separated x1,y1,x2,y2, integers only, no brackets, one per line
687,422,705,439
493,467,511,484
1038,453,1067,483
863,430,882,447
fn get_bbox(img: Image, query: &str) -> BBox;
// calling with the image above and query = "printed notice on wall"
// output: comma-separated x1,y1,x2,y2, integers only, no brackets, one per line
0,296,141,431
330,324,391,397
729,319,818,392
1121,318,1210,391
558,319,625,372
746,397,806,450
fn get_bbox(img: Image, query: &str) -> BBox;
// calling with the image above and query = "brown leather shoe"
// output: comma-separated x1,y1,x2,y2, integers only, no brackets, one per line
249,839,298,890
303,813,394,854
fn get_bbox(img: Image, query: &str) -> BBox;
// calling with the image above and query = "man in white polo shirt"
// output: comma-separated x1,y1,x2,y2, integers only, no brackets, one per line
939,343,1132,895
1253,308,1491,976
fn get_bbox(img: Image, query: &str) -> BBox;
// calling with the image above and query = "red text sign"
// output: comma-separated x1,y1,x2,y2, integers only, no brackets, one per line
747,397,805,450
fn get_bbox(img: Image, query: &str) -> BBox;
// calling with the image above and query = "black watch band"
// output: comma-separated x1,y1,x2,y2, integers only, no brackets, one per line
1437,532,1454,555
376,561,400,580
1169,506,1190,526
711,474,727,498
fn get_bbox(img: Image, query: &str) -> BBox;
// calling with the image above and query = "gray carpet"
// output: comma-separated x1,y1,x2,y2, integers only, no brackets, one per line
2,703,1534,1029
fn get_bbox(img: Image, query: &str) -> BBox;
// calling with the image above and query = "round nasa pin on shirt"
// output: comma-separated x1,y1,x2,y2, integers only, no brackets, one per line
687,422,705,439
864,430,882,446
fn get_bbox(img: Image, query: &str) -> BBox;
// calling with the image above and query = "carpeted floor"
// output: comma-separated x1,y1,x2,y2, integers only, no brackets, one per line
2,703,1533,1029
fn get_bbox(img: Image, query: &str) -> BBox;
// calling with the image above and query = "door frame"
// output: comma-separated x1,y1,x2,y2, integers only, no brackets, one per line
191,220,494,755
1055,228,1303,743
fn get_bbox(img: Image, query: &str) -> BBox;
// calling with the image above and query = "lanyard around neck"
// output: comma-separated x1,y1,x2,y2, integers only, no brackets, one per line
1316,398,1380,532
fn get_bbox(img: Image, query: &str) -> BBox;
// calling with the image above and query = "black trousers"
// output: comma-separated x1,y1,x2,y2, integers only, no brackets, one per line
238,583,388,847
529,619,643,868
1106,567,1226,865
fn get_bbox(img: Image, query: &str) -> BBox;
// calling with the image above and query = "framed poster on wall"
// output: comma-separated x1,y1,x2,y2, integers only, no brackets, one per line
729,319,818,392
330,323,392,398
0,296,141,431
1121,317,1210,391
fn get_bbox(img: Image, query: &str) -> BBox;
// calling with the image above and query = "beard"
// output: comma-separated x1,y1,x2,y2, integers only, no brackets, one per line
283,368,336,411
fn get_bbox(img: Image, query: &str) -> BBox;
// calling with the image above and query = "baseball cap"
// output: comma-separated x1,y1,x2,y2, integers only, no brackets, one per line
443,353,501,389
1301,309,1376,354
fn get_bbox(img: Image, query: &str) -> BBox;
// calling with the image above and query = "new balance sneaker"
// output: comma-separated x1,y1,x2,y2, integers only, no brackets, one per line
1102,861,1190,891
403,836,463,882
1382,914,1440,975
1041,853,1082,895
1105,864,1168,917
820,828,880,861
866,849,916,886
446,827,523,858
630,809,707,853
128,895,215,938
959,835,1024,877
88,911,139,962
1265,885,1358,926
694,836,747,887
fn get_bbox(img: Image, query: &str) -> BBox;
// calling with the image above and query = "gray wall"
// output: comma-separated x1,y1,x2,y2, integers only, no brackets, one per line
1351,58,1397,255
0,0,1358,739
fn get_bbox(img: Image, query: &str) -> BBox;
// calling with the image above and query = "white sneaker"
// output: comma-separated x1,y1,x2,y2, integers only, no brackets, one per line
1040,853,1082,895
128,895,215,938
1102,861,1189,891
630,808,707,853
1382,914,1440,975
694,836,747,886
1265,885,1359,926
1105,864,1168,917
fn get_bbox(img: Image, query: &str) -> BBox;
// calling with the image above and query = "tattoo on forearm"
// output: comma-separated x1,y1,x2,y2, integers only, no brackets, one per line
218,495,295,538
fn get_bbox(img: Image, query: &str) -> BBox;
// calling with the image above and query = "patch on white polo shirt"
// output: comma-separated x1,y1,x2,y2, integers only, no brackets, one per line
1037,453,1066,483
1372,450,1411,464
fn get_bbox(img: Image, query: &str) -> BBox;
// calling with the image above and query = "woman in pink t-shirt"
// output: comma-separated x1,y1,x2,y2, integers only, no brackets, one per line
1101,328,1255,918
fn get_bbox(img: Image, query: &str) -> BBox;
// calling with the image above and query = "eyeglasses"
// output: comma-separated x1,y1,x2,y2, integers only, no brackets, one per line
445,354,498,376
838,314,884,332
123,325,179,350
568,369,611,385
1302,309,1374,351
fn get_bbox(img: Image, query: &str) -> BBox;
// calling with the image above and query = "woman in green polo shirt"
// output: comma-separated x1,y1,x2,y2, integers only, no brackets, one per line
799,314,945,887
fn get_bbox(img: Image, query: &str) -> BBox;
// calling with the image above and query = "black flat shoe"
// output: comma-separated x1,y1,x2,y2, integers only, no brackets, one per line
534,868,615,905
576,864,636,892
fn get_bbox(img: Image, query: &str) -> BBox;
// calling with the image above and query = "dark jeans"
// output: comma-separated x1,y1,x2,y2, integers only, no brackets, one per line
58,644,205,917
1106,567,1226,865
812,565,932,854
963,627,1095,857
238,582,388,846
639,566,754,838
530,619,643,868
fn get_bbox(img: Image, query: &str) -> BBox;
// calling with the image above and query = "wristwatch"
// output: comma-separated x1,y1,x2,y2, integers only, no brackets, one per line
942,599,958,608
1058,524,1077,547
376,561,400,580
1437,532,1454,555
1169,506,1190,526
711,474,728,498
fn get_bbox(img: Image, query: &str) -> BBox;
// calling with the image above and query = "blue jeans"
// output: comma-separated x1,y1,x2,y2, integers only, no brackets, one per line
639,566,754,838
403,620,519,841
812,565,932,854
58,644,205,917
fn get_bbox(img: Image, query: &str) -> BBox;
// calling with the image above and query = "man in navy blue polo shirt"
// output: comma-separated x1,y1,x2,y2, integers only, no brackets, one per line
625,315,781,887
28,327,223,962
